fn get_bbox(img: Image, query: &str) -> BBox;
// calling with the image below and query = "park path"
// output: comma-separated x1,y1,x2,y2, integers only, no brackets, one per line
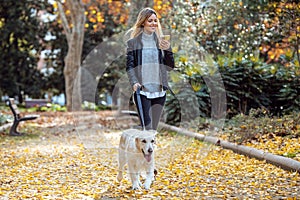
0,111,299,199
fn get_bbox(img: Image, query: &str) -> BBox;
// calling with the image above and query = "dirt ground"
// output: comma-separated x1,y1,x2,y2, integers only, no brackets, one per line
0,111,299,199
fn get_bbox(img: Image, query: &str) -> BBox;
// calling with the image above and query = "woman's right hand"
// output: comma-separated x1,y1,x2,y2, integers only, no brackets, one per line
133,83,142,91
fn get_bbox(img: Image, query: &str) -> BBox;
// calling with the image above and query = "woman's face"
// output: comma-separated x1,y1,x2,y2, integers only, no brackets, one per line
143,14,157,34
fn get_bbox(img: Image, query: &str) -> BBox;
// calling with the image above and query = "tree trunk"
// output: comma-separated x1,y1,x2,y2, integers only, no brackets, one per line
58,0,85,111
64,36,83,111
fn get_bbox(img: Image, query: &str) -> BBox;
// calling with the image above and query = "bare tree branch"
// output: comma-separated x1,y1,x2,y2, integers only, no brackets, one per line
57,1,71,42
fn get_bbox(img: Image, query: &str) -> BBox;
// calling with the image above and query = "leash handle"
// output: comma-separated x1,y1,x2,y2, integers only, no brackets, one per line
136,86,145,130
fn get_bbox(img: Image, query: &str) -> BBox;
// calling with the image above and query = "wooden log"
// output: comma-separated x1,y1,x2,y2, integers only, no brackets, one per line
159,123,300,173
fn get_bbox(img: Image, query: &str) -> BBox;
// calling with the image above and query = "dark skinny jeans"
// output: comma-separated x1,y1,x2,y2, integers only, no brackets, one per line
134,92,166,130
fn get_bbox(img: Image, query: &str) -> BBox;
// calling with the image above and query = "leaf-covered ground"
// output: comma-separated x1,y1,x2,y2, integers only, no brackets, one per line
220,113,300,162
0,111,299,199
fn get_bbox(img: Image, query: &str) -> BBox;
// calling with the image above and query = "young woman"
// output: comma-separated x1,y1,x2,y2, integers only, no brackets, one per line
126,7,175,130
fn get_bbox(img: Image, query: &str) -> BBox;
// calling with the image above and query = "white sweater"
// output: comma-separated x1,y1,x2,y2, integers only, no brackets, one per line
140,32,166,98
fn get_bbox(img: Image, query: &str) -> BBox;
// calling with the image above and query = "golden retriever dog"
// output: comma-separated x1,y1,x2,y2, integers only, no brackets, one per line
117,129,156,190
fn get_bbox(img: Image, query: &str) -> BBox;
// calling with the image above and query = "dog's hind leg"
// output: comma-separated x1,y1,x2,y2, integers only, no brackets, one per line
117,148,126,182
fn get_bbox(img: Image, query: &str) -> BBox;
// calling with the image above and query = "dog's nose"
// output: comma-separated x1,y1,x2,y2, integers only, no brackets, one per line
148,148,153,153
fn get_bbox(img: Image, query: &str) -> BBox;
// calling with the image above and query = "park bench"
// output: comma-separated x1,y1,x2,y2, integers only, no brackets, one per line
25,99,49,108
6,98,39,136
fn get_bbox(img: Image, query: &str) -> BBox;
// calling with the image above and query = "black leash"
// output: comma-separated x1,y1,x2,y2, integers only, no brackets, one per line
136,87,145,130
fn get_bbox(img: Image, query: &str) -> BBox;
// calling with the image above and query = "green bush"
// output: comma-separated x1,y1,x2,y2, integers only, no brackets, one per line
165,86,209,127
27,103,67,112
164,52,300,125
218,53,300,116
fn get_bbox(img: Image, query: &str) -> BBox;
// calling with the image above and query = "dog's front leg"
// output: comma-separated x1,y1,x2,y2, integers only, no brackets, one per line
129,172,140,190
144,164,154,190
137,172,143,187
144,172,154,190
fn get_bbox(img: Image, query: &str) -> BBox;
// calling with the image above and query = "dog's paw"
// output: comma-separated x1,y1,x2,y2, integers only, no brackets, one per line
132,181,141,190
132,185,140,190
143,184,151,190
143,181,152,190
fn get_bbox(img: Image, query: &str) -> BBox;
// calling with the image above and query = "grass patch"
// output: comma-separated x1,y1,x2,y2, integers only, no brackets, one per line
0,126,42,143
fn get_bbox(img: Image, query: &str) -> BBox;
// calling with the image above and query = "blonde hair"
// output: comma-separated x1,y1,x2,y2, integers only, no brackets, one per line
129,7,163,39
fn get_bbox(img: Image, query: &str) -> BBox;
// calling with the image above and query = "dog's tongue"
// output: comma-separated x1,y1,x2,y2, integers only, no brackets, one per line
144,154,152,162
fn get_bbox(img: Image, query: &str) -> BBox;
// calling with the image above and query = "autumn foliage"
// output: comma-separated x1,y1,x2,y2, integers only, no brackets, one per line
53,0,172,32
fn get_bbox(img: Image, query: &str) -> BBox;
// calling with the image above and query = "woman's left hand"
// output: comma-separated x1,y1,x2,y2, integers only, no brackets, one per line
159,39,170,50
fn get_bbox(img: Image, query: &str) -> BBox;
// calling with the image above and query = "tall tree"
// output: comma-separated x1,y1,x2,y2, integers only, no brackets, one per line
55,0,155,111
166,0,299,116
57,0,85,111
0,0,51,102
261,0,300,65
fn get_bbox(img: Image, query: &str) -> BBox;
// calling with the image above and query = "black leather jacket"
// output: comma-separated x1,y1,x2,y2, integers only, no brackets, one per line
126,32,175,91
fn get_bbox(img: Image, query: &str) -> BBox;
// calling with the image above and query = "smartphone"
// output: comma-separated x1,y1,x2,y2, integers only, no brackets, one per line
161,34,170,41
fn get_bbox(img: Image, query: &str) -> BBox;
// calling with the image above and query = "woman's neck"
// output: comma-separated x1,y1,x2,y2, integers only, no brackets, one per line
143,30,154,36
